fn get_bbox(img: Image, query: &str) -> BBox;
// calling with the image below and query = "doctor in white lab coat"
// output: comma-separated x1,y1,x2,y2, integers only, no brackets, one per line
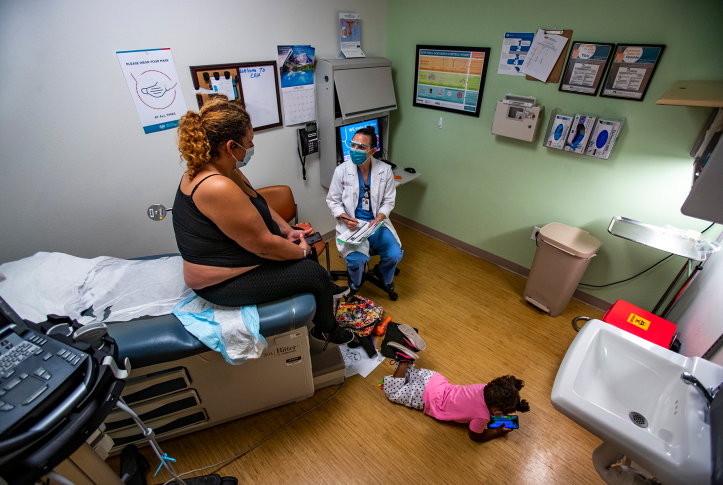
326,126,403,293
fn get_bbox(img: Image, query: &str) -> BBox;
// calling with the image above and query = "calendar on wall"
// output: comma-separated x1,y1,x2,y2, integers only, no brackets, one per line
282,85,316,125
278,45,316,125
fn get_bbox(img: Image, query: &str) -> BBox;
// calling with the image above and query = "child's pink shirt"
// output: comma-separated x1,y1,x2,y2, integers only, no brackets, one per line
422,373,490,433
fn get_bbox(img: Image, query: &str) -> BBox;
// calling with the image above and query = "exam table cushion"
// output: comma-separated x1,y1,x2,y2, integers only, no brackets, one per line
107,293,316,369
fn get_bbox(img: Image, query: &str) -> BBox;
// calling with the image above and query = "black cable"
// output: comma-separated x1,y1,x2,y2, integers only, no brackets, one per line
579,254,674,288
161,380,345,484
578,222,716,288
297,145,307,181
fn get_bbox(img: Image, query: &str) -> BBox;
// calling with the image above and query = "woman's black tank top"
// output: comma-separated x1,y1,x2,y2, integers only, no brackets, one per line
172,174,282,267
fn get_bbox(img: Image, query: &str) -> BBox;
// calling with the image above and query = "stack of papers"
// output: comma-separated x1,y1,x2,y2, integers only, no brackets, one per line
337,221,384,244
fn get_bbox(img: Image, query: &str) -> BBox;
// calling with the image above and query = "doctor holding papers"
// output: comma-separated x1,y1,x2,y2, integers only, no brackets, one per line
337,220,385,245
326,126,403,295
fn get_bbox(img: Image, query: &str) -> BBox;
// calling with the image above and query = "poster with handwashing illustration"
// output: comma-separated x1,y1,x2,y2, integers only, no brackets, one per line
277,45,316,125
116,48,187,134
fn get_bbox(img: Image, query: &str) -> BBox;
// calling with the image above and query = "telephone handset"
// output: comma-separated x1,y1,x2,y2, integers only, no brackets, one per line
298,122,318,156
297,122,318,180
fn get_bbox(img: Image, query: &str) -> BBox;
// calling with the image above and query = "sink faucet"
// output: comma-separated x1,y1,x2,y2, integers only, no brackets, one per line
681,372,721,407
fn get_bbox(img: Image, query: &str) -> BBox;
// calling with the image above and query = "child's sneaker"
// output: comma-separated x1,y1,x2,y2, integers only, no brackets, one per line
381,322,423,360
397,324,426,351
388,342,419,362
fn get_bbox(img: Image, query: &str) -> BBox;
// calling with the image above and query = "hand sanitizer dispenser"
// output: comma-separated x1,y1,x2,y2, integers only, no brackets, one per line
491,94,543,142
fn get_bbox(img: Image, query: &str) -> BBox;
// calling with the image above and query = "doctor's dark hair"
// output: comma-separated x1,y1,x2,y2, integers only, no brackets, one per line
177,99,251,178
354,126,377,149
483,375,530,414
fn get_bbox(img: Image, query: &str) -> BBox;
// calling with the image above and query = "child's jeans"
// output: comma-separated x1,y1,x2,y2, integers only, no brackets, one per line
384,363,437,410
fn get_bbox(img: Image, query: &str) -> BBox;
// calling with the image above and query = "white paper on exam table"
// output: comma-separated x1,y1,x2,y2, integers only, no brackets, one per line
339,344,386,378
0,252,112,322
337,221,384,244
519,29,568,82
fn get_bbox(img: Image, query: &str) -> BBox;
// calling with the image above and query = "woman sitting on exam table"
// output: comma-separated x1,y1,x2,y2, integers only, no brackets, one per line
172,99,353,346
326,126,403,294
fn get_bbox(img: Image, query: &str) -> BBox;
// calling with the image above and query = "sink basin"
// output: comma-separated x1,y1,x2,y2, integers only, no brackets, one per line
552,319,723,485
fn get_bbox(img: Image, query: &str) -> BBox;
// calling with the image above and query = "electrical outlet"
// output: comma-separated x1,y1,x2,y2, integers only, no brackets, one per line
530,226,541,241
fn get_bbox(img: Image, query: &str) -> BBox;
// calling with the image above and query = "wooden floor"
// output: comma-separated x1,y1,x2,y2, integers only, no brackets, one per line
107,222,605,485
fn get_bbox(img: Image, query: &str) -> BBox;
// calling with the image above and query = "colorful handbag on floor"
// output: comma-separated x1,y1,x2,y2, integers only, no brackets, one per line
334,295,383,337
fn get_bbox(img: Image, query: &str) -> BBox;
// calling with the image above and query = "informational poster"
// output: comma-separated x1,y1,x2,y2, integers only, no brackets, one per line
559,43,614,95
339,13,364,58
498,32,534,76
277,45,316,125
601,45,665,100
519,30,568,82
413,45,491,117
116,48,187,134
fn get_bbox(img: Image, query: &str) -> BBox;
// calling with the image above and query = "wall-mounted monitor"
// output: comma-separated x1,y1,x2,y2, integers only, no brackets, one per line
338,118,381,163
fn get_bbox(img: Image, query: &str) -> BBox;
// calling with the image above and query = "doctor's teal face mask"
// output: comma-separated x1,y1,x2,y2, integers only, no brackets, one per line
350,142,373,165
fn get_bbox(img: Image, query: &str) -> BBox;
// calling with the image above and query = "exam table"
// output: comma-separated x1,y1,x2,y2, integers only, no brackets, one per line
101,255,345,454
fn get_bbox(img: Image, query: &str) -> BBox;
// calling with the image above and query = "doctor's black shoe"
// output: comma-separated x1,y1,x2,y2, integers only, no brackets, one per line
310,325,354,347
373,264,395,293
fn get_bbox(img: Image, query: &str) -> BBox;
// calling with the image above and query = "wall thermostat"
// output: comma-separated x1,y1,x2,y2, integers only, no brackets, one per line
491,94,544,142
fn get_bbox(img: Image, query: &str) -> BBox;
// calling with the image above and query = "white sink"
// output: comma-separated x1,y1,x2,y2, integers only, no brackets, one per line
551,319,723,485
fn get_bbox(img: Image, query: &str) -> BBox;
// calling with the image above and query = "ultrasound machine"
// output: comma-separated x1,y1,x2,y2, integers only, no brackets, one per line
0,296,126,484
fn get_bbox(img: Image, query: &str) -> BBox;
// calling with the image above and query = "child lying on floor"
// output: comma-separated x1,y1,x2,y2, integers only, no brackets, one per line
383,324,530,442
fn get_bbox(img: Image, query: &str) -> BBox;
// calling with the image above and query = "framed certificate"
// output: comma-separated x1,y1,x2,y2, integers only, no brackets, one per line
558,42,614,96
599,44,665,101
413,45,491,117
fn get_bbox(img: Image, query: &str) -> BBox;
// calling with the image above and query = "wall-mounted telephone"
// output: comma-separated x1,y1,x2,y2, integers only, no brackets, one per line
298,122,318,156
297,122,318,180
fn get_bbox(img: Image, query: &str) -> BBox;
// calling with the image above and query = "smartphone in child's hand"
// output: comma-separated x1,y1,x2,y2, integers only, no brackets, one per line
488,415,519,429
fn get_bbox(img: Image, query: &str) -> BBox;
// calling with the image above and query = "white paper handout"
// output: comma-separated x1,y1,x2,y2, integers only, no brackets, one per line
210,76,236,101
340,344,385,378
339,13,364,58
498,32,534,76
337,221,384,244
116,48,187,134
519,30,568,82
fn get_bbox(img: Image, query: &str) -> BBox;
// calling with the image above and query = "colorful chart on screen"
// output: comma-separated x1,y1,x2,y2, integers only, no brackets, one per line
413,45,490,117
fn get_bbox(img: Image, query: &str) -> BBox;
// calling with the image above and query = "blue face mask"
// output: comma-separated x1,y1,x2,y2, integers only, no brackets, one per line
233,142,254,169
350,148,369,166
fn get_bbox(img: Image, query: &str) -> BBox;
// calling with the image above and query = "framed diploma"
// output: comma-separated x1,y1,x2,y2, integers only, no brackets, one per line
599,44,665,101
558,42,614,96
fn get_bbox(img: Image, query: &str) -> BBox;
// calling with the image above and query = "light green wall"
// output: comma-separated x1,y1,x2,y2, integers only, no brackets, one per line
386,0,723,310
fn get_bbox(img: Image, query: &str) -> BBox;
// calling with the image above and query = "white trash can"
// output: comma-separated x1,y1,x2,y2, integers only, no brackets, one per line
523,222,601,317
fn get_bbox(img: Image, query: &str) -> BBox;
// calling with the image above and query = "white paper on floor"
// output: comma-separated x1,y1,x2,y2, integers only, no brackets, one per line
339,344,386,378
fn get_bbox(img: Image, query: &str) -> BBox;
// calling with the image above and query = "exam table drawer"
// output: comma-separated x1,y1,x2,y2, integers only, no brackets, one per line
108,408,208,448
121,368,191,404
104,389,200,433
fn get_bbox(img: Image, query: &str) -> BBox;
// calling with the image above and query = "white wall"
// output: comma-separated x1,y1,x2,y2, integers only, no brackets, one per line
0,0,387,264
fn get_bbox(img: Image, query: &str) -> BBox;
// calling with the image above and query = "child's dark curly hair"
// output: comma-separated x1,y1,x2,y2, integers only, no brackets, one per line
483,375,531,414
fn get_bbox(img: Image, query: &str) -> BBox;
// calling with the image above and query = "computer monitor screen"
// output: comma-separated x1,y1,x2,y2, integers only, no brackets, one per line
338,119,380,163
